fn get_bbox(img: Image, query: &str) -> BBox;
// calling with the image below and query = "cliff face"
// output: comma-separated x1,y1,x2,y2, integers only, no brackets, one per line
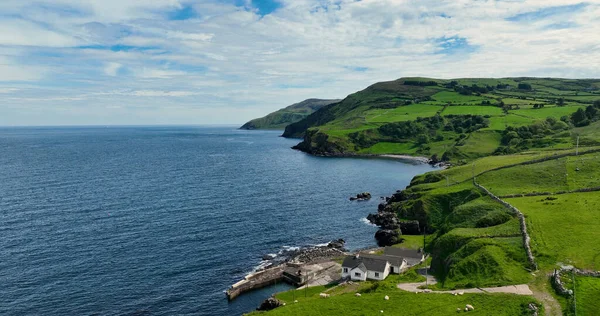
291,129,351,156
240,98,340,130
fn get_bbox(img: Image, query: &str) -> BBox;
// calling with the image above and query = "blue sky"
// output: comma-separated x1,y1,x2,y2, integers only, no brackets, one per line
0,0,598,126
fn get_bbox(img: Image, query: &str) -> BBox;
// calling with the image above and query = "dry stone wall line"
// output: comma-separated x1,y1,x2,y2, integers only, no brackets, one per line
473,180,537,271
472,148,600,182
552,267,600,298
499,186,600,199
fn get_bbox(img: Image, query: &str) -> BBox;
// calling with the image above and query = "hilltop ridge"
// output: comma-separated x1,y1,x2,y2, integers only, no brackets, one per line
240,98,340,130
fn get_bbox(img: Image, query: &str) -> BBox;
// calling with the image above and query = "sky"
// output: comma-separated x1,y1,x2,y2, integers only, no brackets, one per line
0,0,599,126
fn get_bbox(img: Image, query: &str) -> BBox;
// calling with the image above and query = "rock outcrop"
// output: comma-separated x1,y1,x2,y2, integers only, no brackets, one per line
327,238,346,250
257,297,284,311
375,229,402,247
367,212,399,230
350,192,371,201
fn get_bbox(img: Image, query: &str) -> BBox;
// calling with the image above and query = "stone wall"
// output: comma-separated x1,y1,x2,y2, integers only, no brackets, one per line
474,180,537,270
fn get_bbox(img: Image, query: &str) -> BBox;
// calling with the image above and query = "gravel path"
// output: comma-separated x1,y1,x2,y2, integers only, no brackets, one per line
397,277,533,295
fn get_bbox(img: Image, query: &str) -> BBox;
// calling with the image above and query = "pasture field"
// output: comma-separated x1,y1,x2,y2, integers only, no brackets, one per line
483,114,536,131
507,192,600,269
456,131,502,157
248,286,539,316
509,106,584,120
442,105,504,116
432,91,489,104
358,142,418,155
477,152,600,196
365,104,442,123
574,275,600,316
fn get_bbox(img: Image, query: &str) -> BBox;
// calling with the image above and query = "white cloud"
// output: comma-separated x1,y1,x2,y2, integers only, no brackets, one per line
104,62,122,76
0,0,599,125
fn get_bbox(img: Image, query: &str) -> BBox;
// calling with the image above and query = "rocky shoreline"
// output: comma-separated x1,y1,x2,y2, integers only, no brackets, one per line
366,190,423,246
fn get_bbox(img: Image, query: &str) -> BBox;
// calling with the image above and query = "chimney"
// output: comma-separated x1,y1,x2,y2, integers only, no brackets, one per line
354,253,360,259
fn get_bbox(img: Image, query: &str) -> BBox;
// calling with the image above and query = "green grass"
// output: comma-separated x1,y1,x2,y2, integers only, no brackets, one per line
251,288,540,315
574,275,600,316
432,91,488,103
365,104,442,123
456,131,502,157
477,152,600,196
477,158,570,196
358,142,418,155
507,192,600,269
442,105,504,116
510,106,583,120
483,114,536,131
395,234,427,249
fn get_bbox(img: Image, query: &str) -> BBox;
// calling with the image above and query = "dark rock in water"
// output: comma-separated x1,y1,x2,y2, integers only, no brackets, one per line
262,254,277,261
350,192,371,201
367,212,399,230
327,238,345,249
375,229,402,247
377,203,386,212
257,297,283,311
399,220,421,235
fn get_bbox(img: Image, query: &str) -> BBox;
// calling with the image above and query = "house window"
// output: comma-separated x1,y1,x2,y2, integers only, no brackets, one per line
354,272,361,277
343,268,348,273
374,272,380,277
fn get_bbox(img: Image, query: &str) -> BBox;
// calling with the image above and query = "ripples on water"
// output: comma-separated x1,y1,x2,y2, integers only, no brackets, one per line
0,126,436,315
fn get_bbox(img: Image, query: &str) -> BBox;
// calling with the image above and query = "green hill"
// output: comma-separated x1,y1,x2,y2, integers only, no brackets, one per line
283,77,600,162
240,98,340,130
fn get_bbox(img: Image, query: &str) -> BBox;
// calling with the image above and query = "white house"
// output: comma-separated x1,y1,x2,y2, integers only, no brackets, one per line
341,247,426,281
341,253,407,281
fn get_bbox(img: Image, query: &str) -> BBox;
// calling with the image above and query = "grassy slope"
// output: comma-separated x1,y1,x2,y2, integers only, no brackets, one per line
574,276,600,315
240,99,340,130
286,77,600,160
256,79,600,315
508,193,600,270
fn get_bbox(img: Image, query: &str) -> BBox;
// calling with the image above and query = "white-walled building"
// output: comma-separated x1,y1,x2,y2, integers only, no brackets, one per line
341,247,425,281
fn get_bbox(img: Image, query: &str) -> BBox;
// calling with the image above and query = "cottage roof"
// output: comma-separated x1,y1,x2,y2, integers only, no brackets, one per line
342,255,388,273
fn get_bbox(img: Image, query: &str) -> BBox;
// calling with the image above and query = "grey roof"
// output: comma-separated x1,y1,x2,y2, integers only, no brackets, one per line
383,247,423,260
342,255,388,273
361,254,404,267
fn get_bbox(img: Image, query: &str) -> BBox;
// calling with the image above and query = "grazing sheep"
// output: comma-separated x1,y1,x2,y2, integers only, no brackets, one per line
384,295,389,300
355,293,361,297
466,304,474,311
319,293,330,298
294,300,298,303
458,291,464,295
456,308,461,312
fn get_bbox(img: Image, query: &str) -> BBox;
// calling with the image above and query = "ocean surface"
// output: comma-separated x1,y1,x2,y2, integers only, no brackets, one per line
0,126,436,316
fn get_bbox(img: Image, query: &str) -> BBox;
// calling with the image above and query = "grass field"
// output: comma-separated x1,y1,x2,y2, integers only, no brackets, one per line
483,114,537,131
432,91,489,104
365,104,442,123
509,106,583,120
574,275,600,316
442,105,504,116
358,142,418,155
477,152,600,196
250,287,540,315
507,192,600,269
456,131,502,157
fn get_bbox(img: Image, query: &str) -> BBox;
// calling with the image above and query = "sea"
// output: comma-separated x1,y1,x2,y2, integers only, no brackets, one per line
0,126,436,316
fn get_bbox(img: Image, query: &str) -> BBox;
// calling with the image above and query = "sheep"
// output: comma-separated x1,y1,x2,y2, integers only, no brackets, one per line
319,293,330,298
384,295,389,300
355,293,361,297
466,304,474,311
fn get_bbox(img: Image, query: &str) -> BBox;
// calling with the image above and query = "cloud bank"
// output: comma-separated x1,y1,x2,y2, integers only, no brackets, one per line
0,0,598,125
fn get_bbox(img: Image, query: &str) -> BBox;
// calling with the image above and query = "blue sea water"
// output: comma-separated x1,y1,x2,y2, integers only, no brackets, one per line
0,126,436,316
